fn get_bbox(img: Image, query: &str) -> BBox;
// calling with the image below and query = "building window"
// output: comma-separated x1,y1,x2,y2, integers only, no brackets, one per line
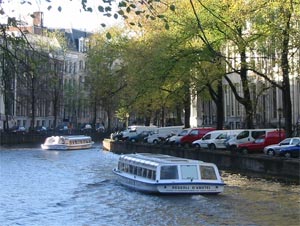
69,62,72,74
73,62,76,74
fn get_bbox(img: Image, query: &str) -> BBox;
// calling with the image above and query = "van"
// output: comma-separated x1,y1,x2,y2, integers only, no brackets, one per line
192,130,243,150
226,128,279,150
166,128,192,145
146,126,184,144
121,125,157,140
192,130,226,149
237,130,286,154
179,127,215,147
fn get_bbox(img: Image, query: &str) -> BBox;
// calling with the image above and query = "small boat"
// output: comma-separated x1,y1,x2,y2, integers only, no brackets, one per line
41,135,94,150
113,153,225,194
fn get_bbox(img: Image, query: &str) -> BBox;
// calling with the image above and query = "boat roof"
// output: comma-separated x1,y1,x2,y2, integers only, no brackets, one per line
120,153,205,166
48,135,92,140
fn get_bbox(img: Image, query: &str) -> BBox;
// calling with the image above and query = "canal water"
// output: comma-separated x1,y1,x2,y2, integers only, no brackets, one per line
0,144,299,226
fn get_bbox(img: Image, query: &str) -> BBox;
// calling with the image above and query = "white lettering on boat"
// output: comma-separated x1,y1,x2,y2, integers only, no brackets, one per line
170,185,211,190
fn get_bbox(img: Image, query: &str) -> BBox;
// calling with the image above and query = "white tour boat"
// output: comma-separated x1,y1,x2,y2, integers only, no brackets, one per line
113,153,225,194
41,135,94,150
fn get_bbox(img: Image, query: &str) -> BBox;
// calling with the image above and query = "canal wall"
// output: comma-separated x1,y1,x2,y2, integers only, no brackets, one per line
0,132,109,145
103,139,300,184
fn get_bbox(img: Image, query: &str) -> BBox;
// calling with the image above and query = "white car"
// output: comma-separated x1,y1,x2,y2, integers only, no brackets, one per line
263,137,300,156
192,130,227,149
146,133,161,144
166,128,191,145
193,130,244,150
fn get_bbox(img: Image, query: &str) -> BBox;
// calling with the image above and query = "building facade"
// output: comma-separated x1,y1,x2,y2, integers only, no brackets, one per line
191,49,300,135
0,12,108,131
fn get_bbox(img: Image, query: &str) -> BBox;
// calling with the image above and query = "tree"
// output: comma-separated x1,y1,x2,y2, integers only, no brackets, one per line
250,0,300,136
86,28,128,131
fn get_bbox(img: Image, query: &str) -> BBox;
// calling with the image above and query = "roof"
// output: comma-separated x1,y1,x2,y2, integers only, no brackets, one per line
121,153,203,165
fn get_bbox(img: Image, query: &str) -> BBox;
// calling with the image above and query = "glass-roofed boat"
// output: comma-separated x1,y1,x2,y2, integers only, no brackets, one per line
113,153,225,194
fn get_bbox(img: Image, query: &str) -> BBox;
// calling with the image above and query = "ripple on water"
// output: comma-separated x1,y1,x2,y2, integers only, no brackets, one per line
0,148,299,226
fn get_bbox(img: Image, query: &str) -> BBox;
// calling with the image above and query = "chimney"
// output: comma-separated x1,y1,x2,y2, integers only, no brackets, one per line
33,12,43,27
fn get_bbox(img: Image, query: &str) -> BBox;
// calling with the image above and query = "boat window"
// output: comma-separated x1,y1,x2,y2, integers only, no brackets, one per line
118,162,122,170
129,165,134,174
147,170,152,179
133,166,137,175
142,168,147,178
160,165,178,180
180,165,199,180
137,167,142,176
200,166,217,180
152,171,156,180
124,164,129,172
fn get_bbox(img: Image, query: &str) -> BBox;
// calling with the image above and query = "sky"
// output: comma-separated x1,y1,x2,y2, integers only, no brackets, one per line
0,0,122,32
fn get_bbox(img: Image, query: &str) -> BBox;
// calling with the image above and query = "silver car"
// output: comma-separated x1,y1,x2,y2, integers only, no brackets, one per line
263,137,300,156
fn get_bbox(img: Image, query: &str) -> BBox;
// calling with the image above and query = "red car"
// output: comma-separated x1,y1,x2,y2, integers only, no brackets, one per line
179,127,215,147
237,129,286,154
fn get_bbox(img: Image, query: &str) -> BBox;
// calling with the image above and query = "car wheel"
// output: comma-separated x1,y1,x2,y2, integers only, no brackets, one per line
267,150,275,156
241,148,248,154
130,139,136,143
284,152,291,158
194,143,200,149
209,144,216,151
153,139,158,144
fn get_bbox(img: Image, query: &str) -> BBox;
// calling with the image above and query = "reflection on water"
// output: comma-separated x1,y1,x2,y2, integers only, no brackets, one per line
0,146,299,226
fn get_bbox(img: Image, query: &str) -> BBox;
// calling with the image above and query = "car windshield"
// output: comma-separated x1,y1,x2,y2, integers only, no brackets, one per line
280,138,291,145
179,130,189,136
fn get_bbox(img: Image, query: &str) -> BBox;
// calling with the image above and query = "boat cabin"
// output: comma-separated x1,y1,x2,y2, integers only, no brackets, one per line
117,153,222,184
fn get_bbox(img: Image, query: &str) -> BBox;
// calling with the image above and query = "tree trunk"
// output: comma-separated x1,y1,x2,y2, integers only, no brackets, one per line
92,98,97,128
184,85,191,128
216,81,224,129
176,105,183,126
240,50,254,128
30,76,36,131
281,13,293,137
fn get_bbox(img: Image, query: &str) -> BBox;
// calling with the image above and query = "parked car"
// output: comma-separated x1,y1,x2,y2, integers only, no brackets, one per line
34,126,48,134
9,125,26,134
81,124,92,132
96,125,105,133
110,131,124,141
122,125,157,140
128,131,153,143
263,137,300,156
166,128,191,145
279,142,300,158
146,126,184,144
56,125,68,134
178,127,215,147
226,129,280,150
192,130,225,149
237,130,286,154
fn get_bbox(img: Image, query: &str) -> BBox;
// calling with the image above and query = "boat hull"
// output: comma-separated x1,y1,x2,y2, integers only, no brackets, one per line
113,169,224,194
41,143,93,150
